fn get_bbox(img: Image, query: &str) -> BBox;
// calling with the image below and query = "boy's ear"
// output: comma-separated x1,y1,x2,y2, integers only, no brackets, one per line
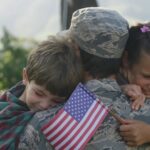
22,68,29,85
122,51,129,68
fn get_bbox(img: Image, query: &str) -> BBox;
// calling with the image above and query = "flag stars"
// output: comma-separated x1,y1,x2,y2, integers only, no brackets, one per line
64,84,95,122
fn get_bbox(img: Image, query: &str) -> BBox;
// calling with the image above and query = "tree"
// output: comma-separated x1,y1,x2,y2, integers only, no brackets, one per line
0,28,36,90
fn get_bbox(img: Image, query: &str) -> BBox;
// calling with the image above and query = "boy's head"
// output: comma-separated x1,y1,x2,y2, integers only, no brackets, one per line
22,35,83,111
67,7,129,78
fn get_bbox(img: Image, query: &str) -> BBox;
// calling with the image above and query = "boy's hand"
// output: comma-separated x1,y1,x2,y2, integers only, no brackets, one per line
119,119,150,146
121,84,146,110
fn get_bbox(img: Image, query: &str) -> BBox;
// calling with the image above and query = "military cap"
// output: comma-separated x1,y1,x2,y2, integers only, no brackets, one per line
69,7,129,58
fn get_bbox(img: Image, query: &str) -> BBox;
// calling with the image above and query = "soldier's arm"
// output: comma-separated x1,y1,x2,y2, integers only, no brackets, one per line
18,104,63,149
18,113,53,150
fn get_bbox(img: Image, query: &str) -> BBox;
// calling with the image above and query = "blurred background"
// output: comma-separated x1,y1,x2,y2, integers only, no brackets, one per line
0,0,149,90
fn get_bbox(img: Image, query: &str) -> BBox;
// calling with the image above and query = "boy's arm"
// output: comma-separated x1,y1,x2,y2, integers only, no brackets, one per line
121,84,146,110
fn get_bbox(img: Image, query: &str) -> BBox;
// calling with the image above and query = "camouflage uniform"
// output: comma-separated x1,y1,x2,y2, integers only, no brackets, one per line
18,79,150,150
18,105,63,150
18,7,150,150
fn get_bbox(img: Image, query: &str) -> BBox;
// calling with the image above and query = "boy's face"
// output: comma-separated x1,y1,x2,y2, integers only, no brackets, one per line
22,69,65,111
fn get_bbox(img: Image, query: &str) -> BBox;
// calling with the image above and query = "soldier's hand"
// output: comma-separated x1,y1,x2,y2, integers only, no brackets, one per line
121,84,146,110
119,119,150,146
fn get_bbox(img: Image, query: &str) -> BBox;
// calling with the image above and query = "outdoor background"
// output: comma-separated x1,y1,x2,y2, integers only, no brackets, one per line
0,0,149,90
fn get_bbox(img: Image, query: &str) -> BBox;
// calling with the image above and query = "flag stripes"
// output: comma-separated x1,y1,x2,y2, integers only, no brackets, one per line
42,100,108,150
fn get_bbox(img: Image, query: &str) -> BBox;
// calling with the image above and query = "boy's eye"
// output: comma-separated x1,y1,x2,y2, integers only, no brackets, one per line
52,98,66,104
34,90,44,97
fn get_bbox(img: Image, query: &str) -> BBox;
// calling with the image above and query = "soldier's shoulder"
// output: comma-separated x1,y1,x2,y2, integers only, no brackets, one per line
85,79,121,92
35,104,64,125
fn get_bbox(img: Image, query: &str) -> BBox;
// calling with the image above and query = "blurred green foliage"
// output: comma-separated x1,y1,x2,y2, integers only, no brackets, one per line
0,28,37,90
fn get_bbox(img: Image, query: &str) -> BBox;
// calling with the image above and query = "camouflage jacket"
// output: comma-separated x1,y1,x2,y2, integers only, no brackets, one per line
18,79,150,150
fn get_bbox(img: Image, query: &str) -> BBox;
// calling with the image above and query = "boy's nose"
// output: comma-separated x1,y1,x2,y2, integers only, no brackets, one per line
40,102,50,110
40,101,56,110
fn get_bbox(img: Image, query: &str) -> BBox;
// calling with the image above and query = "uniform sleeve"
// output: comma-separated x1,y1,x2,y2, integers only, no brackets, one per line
18,105,63,150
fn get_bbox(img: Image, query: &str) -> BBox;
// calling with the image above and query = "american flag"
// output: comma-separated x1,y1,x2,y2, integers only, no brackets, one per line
41,83,109,150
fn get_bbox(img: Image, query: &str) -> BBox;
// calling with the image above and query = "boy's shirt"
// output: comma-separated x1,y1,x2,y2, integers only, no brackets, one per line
0,82,34,150
8,81,25,97
18,79,150,150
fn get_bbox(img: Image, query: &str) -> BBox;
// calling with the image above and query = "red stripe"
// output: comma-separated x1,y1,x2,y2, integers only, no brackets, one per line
53,118,78,147
2,132,16,139
81,109,108,150
71,103,104,149
0,122,9,130
76,106,108,149
48,113,72,141
12,111,24,116
60,102,99,150
1,145,8,150
0,133,19,150
81,104,108,149
41,109,64,132
45,111,68,138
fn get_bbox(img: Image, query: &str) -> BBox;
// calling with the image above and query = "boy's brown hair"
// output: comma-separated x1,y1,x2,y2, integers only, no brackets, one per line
26,35,83,99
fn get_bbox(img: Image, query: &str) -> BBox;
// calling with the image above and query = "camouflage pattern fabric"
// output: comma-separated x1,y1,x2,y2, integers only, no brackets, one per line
69,7,129,58
18,79,150,150
18,104,63,150
85,79,150,150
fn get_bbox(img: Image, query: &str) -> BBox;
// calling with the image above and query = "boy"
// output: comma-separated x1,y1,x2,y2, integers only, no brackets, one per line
0,35,83,149
7,35,82,111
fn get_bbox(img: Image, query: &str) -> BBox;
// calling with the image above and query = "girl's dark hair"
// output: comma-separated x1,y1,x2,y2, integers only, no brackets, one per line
80,49,121,78
125,22,150,67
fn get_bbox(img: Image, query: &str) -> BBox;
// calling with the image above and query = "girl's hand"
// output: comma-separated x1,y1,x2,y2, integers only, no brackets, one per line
119,119,150,146
121,84,146,110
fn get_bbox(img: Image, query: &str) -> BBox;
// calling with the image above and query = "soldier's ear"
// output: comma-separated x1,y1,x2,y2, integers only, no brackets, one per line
122,51,129,68
22,68,29,85
69,39,80,58
75,45,81,58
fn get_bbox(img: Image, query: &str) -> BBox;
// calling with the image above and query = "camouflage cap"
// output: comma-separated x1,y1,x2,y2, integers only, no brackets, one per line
69,7,129,58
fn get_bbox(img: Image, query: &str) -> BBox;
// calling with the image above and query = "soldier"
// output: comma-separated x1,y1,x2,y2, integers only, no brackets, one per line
18,8,150,150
